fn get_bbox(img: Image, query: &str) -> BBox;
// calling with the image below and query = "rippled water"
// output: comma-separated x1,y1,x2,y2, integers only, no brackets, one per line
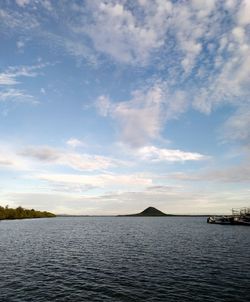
0,217,249,301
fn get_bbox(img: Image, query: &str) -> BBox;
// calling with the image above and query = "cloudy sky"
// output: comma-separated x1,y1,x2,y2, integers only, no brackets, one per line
0,0,250,215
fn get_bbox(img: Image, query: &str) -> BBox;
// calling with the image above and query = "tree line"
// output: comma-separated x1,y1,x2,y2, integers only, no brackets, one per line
0,205,56,220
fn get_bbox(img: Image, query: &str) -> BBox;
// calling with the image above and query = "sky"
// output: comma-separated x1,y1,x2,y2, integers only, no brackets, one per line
0,0,250,215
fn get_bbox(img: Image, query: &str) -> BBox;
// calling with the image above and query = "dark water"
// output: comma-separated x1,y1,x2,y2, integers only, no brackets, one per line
0,217,249,301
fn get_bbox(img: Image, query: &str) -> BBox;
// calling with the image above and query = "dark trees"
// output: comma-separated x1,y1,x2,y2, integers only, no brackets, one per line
0,205,55,220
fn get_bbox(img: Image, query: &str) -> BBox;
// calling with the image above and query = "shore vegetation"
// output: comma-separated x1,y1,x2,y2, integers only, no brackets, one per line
0,205,56,220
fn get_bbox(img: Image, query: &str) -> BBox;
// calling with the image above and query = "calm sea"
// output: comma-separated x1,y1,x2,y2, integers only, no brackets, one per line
0,217,249,301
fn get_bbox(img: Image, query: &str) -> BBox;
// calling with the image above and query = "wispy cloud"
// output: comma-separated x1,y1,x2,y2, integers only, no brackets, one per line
169,163,250,184
0,63,51,106
16,0,30,7
137,146,208,162
222,106,250,144
0,74,18,85
66,138,85,148
19,145,127,171
0,146,29,171
1,4,98,65
0,89,38,104
96,84,188,147
28,172,154,197
0,159,13,166
0,142,129,174
0,63,50,86
0,7,39,30
35,172,152,188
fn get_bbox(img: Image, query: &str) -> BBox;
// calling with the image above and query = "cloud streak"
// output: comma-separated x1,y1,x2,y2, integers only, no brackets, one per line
137,146,208,162
0,89,38,104
35,172,152,188
19,145,125,171
0,64,45,85
0,63,51,106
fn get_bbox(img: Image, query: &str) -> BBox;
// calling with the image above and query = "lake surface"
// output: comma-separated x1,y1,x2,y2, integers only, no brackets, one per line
0,217,249,301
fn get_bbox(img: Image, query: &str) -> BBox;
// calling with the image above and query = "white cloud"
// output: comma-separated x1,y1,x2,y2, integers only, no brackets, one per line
96,86,164,146
16,40,25,50
3,63,48,80
192,2,250,115
0,147,29,171
0,89,38,104
16,0,30,7
2,192,89,214
225,0,237,10
40,88,46,94
0,141,133,176
41,0,52,11
0,63,51,106
0,74,19,85
137,146,208,162
95,95,111,117
82,0,171,65
59,35,98,65
78,0,217,72
66,138,85,148
113,86,165,147
19,145,124,171
82,0,216,69
35,172,152,189
204,165,250,183
237,0,250,25
0,63,49,90
170,163,250,184
96,84,188,147
0,7,39,30
222,106,250,143
232,26,245,43
20,146,60,162
0,159,13,166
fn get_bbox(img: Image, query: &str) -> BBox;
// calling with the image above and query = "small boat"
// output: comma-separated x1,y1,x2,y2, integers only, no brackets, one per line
207,216,232,224
233,207,250,226
237,219,250,226
207,207,250,225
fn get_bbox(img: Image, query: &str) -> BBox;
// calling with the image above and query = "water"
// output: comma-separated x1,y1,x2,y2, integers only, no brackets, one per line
0,217,249,301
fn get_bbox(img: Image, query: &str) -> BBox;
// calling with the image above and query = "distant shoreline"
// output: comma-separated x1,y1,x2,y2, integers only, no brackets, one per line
56,206,213,217
56,214,210,217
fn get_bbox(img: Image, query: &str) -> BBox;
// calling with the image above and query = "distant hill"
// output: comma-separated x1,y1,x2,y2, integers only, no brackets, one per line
119,206,172,217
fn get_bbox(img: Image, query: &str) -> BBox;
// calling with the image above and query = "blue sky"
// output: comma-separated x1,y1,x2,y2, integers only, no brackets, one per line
0,0,250,215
